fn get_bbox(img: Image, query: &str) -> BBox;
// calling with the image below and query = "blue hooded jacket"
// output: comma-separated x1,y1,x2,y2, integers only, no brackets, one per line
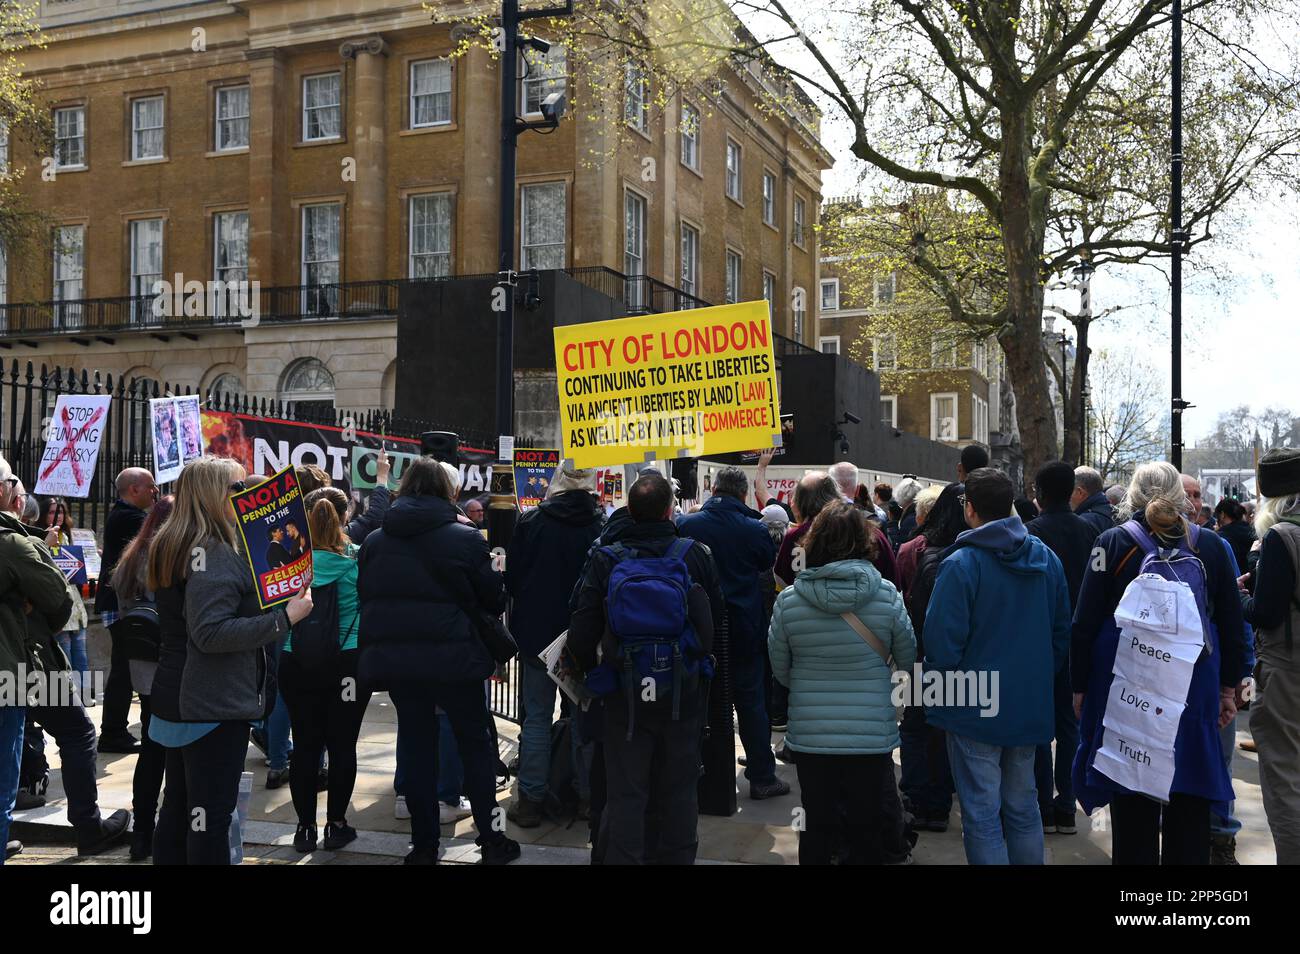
922,515,1071,746
676,493,777,655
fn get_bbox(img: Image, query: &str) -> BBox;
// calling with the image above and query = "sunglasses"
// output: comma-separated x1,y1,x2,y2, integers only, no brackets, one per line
229,481,247,492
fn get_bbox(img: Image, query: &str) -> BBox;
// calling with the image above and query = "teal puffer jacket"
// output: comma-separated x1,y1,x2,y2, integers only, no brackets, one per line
768,559,917,755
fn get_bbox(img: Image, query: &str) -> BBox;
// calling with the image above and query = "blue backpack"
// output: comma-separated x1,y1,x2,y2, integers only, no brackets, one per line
587,538,713,738
1120,520,1214,637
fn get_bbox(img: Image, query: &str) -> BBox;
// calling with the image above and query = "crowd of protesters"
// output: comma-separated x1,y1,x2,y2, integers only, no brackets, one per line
2,435,1298,868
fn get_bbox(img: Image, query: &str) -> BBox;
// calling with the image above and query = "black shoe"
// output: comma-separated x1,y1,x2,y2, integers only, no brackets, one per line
249,728,269,758
323,821,357,851
293,823,318,853
1055,809,1077,835
478,835,521,865
316,768,329,793
404,848,438,864
266,768,290,789
1210,834,1239,866
917,811,950,833
14,788,45,810
97,732,140,753
506,796,545,829
77,809,131,855
737,755,749,767
129,827,153,862
750,778,792,800
5,839,21,859
775,742,797,765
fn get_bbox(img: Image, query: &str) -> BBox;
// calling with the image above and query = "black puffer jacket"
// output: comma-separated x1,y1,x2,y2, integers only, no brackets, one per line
505,490,604,658
357,494,504,687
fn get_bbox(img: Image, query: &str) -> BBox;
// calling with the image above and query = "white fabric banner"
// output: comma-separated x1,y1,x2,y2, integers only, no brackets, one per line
1114,573,1205,647
1095,726,1177,802
1101,677,1187,751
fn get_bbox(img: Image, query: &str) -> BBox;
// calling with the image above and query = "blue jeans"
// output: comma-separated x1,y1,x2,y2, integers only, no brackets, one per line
733,651,775,784
57,629,90,697
396,711,463,804
266,692,292,771
1210,716,1241,837
0,706,23,863
947,732,1044,865
519,664,557,802
1034,665,1078,816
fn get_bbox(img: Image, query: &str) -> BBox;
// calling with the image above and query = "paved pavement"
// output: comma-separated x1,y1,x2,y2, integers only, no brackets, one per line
9,623,1278,865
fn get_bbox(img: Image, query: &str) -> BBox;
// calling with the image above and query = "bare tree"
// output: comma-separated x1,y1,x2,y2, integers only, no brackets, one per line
1090,347,1166,484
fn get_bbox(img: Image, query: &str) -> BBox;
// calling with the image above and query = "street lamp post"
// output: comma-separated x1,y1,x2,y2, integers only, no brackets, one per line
493,0,572,454
1170,0,1191,470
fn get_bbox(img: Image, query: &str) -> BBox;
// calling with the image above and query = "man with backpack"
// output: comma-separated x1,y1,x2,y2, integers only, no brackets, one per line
568,471,725,864
923,468,1071,865
676,466,786,799
504,462,604,828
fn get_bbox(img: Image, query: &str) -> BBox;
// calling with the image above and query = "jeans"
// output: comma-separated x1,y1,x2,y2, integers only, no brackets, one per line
132,695,166,835
1111,792,1210,865
732,651,775,784
279,650,371,825
794,751,891,864
395,708,464,804
600,697,703,865
388,681,502,855
518,663,564,801
0,705,23,863
947,732,1043,865
57,629,90,698
153,721,251,865
1210,716,1240,837
266,691,292,772
1034,665,1079,816
28,688,103,830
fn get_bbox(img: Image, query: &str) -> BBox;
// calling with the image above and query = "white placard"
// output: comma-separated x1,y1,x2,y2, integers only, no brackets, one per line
70,528,101,580
1094,725,1177,802
34,395,113,499
151,395,206,484
1113,626,1200,692
1101,678,1186,751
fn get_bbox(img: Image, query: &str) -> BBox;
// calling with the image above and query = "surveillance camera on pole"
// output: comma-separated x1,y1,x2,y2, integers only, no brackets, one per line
540,90,566,124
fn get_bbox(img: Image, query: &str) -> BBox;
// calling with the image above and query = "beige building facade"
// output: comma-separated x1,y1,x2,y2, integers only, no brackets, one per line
1,0,831,414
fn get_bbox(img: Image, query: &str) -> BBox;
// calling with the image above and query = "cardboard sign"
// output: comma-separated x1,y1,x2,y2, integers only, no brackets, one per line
34,395,112,499
70,529,101,580
50,544,88,586
554,301,781,468
230,465,312,609
151,396,205,484
513,448,561,511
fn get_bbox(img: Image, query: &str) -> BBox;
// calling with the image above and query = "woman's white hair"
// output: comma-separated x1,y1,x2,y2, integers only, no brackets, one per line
1255,493,1300,537
1117,461,1187,522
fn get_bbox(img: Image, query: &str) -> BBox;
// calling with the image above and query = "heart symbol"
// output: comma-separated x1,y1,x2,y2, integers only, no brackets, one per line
1155,707,1164,715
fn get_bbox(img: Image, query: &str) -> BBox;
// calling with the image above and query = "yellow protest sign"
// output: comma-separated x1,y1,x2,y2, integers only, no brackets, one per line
553,300,781,468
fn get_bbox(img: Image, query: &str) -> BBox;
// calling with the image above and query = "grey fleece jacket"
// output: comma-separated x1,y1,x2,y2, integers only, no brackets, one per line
154,538,290,723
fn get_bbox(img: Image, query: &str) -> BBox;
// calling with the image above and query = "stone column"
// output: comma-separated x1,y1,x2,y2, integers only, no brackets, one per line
246,49,286,285
340,36,387,281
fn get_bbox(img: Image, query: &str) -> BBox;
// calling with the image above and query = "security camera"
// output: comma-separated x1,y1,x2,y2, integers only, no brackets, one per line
525,35,551,55
540,91,567,123
843,411,861,425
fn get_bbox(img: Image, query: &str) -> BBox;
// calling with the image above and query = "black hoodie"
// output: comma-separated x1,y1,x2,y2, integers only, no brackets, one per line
505,490,604,658
356,494,505,687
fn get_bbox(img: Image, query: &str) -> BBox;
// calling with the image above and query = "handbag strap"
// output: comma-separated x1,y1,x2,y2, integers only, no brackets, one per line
840,611,892,666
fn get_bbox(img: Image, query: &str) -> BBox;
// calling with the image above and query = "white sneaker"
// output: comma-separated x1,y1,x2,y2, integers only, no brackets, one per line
439,797,473,825
394,795,410,820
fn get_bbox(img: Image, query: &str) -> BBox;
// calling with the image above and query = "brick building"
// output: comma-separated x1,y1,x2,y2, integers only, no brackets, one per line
0,0,831,416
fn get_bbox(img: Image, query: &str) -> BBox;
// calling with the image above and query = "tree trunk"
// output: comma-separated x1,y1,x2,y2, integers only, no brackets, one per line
998,108,1060,495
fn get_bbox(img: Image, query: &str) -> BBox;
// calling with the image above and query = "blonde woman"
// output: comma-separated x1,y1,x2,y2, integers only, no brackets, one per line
147,456,313,865
1242,448,1300,863
1071,461,1250,865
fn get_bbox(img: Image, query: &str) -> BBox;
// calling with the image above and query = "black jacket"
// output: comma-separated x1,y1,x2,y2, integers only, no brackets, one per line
1218,519,1255,574
906,545,942,658
505,490,604,659
1026,504,1097,612
1073,491,1115,540
898,507,918,545
345,486,390,546
567,519,726,673
357,494,505,687
95,499,147,613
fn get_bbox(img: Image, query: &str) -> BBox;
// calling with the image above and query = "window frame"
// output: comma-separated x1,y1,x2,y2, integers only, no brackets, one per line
874,271,897,305
880,395,898,428
725,137,743,204
407,191,454,279
214,84,251,153
53,105,87,170
301,71,343,143
519,180,568,271
299,201,343,316
873,334,897,372
130,94,166,162
623,186,648,310
725,247,743,304
679,101,700,173
761,169,777,227
520,45,566,118
818,335,841,356
792,194,807,248
931,392,959,442
820,277,840,312
679,220,699,305
623,63,650,136
409,58,454,130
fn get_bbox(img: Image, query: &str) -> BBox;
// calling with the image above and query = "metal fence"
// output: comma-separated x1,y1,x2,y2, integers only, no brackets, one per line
0,360,524,722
